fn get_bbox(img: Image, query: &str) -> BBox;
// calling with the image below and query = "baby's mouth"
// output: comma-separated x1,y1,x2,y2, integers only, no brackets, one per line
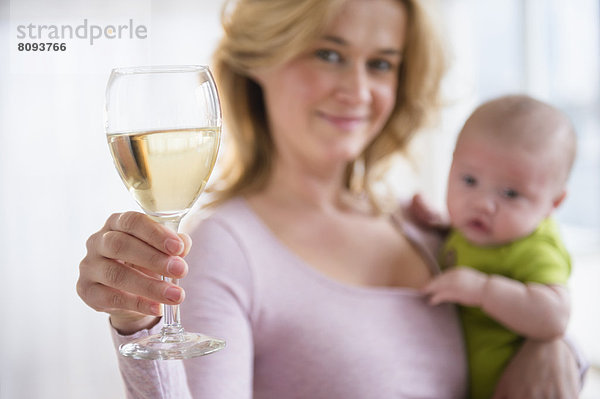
467,218,490,234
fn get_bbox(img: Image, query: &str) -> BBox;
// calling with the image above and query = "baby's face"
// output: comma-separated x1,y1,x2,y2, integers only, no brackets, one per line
447,128,564,246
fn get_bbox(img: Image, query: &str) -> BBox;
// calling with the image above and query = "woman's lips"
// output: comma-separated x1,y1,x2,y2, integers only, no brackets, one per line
318,111,367,131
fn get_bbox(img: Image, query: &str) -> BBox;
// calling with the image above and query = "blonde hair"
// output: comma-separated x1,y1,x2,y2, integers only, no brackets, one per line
209,0,447,208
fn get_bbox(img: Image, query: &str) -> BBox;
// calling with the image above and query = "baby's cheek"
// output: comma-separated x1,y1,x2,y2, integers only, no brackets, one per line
496,214,535,242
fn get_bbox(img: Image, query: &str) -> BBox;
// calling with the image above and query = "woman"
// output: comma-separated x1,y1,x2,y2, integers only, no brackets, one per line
77,0,582,397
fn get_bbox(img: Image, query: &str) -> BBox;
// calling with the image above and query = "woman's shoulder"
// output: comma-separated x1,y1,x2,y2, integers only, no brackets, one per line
389,200,446,274
183,197,275,257
184,197,250,233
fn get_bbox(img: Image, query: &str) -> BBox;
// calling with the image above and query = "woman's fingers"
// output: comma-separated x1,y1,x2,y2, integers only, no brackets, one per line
77,211,193,329
408,194,450,229
95,229,188,279
82,279,163,317
77,258,185,321
178,232,193,257
85,257,185,306
104,212,185,256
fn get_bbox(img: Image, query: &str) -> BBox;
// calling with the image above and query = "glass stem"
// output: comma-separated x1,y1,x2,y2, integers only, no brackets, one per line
159,217,185,337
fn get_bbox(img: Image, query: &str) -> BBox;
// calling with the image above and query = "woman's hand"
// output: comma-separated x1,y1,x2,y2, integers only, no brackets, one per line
492,338,581,399
77,212,192,335
405,194,450,231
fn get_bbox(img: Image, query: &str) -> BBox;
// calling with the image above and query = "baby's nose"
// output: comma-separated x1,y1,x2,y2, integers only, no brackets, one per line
472,193,497,214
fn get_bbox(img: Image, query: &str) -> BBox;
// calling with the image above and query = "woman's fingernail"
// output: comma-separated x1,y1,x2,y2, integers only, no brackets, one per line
165,238,183,255
164,287,182,302
167,258,185,276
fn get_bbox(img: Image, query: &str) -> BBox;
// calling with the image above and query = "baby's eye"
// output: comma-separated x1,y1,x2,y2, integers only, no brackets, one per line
502,188,520,199
315,49,342,64
462,175,477,186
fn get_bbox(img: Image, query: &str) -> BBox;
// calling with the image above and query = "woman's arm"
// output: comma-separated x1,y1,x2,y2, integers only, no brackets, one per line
179,217,255,398
104,214,255,398
492,338,585,399
423,267,570,339
111,324,192,399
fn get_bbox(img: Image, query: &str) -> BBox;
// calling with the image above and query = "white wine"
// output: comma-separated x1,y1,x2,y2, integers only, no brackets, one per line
107,127,220,217
106,66,227,360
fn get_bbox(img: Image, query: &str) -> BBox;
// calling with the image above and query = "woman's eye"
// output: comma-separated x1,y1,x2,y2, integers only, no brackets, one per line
502,189,519,199
368,59,394,72
315,49,342,63
462,175,477,186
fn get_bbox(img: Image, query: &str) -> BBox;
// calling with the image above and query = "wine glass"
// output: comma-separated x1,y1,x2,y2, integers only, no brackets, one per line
104,65,226,360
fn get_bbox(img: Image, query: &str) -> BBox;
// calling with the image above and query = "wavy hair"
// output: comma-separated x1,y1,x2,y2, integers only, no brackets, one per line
209,0,447,209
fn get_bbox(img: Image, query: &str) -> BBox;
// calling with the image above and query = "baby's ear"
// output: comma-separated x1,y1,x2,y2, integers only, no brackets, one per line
552,189,567,209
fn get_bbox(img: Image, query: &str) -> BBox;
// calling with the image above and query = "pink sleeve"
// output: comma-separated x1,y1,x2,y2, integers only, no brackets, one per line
180,218,255,398
111,217,255,398
111,323,192,399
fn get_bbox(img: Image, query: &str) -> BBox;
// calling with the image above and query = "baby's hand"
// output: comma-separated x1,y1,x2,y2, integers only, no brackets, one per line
422,267,489,307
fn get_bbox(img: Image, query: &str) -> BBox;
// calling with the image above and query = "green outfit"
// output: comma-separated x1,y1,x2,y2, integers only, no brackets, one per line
440,218,571,399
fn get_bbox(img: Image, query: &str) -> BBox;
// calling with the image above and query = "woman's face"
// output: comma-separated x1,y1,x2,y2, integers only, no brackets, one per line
253,0,407,173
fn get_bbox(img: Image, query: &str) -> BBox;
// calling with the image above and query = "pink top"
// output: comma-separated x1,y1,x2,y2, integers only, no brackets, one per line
112,197,467,398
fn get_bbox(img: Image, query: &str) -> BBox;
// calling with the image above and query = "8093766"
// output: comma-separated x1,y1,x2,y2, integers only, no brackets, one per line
18,42,67,51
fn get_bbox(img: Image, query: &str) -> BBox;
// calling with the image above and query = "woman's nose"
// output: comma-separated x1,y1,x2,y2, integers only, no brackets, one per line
334,64,371,105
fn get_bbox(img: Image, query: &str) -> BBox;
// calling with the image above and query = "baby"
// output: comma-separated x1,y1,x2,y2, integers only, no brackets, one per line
423,94,576,399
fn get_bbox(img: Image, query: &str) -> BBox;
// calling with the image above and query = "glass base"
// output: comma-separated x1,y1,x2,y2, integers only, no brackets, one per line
119,332,226,360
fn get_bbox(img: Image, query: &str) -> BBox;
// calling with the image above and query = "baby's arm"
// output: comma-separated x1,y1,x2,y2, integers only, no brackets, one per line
422,267,570,340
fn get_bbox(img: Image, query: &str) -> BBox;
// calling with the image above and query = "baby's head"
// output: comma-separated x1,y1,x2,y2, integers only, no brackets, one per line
446,94,576,246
